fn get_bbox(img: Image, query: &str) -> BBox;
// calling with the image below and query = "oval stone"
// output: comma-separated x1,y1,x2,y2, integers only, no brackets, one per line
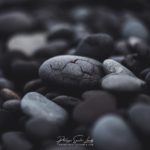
21,92,68,126
92,115,141,150
39,55,103,90
103,59,135,76
101,74,146,92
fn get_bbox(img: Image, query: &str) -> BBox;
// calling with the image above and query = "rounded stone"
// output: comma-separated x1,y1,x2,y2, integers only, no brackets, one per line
39,55,103,90
73,91,116,124
3,99,21,112
128,103,150,135
122,18,149,40
25,118,60,140
21,92,68,126
92,115,141,150
75,33,114,61
2,132,32,150
103,59,135,76
101,74,146,92
0,11,34,35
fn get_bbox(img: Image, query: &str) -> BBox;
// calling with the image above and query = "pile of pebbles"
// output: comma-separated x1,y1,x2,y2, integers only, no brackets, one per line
0,0,150,150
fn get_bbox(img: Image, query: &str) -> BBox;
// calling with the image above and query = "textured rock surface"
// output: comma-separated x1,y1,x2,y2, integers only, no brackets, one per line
39,55,103,90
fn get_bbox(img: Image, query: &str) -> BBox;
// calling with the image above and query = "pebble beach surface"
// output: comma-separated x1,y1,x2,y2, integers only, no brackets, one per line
0,0,150,150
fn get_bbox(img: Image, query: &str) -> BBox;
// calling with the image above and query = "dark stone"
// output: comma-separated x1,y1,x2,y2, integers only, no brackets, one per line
0,88,20,101
47,23,75,42
3,99,21,113
25,118,60,140
128,103,150,135
0,11,34,36
2,132,32,150
75,33,114,61
52,95,81,111
23,79,43,93
73,90,116,124
11,60,40,83
0,78,14,90
140,68,150,79
33,40,70,59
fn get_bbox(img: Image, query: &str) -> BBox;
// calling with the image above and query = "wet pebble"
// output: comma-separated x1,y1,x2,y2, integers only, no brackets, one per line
21,92,68,126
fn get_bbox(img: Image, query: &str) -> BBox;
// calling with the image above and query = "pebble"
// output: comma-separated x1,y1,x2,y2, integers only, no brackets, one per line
23,79,43,93
11,60,40,83
8,33,47,56
73,90,116,124
0,78,14,90
134,94,150,104
92,115,141,150
0,11,34,35
3,100,21,113
39,55,103,90
75,33,114,61
33,40,69,59
52,95,81,111
0,88,20,101
122,17,149,40
103,59,135,76
101,74,146,92
128,103,150,135
21,92,68,126
2,132,32,150
25,118,60,140
47,23,75,42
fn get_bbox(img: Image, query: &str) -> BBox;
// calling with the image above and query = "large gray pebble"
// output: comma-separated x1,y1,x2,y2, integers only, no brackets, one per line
39,55,103,90
92,115,141,150
103,59,135,76
21,92,68,126
101,74,145,92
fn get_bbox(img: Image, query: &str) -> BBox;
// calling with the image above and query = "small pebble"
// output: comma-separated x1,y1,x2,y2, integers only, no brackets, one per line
103,59,135,76
101,74,146,92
